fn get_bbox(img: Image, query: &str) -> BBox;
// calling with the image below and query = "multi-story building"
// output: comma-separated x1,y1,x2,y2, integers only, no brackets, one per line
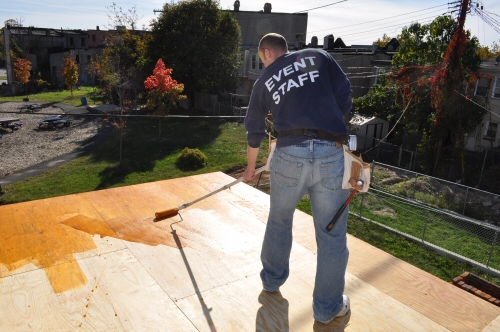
466,57,500,150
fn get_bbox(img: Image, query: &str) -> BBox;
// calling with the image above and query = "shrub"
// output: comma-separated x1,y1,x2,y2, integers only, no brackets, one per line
176,147,208,170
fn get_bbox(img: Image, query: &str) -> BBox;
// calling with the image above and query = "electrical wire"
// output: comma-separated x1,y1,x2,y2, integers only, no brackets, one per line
455,90,500,120
306,3,449,34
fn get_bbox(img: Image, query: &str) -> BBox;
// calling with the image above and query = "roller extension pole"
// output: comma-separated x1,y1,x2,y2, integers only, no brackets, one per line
155,165,268,220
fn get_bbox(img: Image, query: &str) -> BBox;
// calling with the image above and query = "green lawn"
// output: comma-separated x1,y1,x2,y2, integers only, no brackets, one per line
0,116,268,203
297,196,500,287
0,86,105,106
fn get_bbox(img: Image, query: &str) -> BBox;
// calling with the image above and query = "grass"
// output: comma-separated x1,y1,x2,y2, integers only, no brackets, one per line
0,115,268,204
296,196,500,287
0,75,7,80
0,86,105,106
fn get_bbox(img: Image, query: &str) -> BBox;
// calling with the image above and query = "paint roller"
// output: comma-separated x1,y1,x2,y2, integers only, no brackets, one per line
155,139,277,220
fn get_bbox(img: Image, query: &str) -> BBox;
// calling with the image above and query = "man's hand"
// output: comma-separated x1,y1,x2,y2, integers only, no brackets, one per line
243,166,257,182
244,145,260,182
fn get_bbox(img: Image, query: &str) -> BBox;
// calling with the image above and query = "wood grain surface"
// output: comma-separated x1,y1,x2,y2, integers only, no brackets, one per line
1,171,499,331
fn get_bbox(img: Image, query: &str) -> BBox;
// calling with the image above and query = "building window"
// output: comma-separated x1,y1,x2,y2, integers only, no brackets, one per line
92,34,96,42
484,122,498,140
75,55,80,64
492,77,500,99
81,37,85,47
258,57,263,70
251,54,256,69
69,37,74,46
475,77,490,96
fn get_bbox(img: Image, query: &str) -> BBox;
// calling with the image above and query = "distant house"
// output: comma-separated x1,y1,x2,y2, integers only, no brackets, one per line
225,2,308,96
225,2,397,99
3,26,88,87
3,25,150,91
465,57,500,151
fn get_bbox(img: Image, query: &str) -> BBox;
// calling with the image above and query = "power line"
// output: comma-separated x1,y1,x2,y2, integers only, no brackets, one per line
294,0,348,13
306,3,449,34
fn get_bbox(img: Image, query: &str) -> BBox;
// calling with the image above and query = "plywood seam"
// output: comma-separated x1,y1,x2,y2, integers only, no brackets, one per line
118,238,203,331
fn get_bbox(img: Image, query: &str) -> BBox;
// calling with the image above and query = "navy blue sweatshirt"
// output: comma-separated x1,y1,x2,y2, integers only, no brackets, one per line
245,48,352,148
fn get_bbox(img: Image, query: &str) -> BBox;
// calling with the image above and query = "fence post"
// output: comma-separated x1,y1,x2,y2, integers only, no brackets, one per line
376,141,380,159
409,151,414,171
462,187,469,215
413,148,418,170
487,231,498,268
159,118,161,138
398,145,402,166
478,149,488,189
422,210,430,242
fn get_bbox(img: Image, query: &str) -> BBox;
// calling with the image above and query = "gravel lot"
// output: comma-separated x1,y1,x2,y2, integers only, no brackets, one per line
0,102,110,177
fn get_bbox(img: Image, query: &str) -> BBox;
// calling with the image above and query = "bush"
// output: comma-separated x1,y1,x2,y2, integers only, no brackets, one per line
176,147,208,170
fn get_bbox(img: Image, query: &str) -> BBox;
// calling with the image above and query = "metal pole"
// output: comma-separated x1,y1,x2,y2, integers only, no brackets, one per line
487,231,498,268
422,210,430,242
398,145,402,166
478,149,488,188
159,118,161,138
462,187,469,215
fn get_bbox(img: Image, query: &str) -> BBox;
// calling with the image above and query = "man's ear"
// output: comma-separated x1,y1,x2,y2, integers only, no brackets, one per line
264,48,271,60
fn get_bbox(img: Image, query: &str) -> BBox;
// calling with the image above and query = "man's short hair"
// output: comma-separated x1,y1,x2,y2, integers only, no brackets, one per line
259,33,287,53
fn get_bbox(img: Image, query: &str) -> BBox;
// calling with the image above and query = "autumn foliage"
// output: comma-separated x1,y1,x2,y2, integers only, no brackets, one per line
62,54,79,97
144,59,186,115
14,58,32,96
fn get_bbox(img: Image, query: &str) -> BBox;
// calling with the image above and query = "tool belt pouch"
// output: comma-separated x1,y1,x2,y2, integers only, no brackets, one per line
342,145,371,192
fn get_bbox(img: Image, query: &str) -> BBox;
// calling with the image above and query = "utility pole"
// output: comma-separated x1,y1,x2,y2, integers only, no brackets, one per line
457,0,469,32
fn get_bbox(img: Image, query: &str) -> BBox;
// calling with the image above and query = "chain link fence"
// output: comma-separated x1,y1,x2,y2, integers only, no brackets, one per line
359,139,500,193
351,162,500,277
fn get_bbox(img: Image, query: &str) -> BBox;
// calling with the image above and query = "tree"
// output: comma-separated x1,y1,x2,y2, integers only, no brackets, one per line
90,28,148,102
355,15,485,178
392,15,480,70
14,58,31,97
144,59,186,115
106,2,144,31
375,33,392,48
478,41,500,59
62,54,79,97
147,0,241,100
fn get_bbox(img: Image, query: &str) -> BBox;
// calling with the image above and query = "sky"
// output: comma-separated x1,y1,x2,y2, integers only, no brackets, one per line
1,0,499,48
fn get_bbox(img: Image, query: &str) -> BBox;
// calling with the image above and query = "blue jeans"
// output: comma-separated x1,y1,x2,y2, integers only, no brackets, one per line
261,139,350,322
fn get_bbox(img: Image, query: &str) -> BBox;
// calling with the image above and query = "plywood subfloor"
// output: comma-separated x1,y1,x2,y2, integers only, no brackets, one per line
1,172,499,331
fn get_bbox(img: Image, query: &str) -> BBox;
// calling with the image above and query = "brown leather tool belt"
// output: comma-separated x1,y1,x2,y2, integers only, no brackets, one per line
279,129,349,146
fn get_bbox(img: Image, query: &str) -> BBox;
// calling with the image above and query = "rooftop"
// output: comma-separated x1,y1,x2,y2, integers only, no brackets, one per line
1,172,499,331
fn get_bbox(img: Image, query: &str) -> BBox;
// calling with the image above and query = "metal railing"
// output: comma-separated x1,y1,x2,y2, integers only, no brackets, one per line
352,162,500,277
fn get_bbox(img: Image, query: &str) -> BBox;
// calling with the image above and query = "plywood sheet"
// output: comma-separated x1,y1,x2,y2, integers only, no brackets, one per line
481,314,500,332
185,172,500,331
1,171,500,331
0,249,195,331
176,253,450,332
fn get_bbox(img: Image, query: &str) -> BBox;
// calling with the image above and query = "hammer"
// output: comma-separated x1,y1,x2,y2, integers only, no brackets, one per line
325,179,364,231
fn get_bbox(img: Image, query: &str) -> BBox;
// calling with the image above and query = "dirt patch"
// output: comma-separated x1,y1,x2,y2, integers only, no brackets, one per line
224,164,271,194
371,206,398,218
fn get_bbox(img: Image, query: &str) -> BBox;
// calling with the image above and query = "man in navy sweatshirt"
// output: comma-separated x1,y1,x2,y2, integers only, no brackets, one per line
243,33,352,325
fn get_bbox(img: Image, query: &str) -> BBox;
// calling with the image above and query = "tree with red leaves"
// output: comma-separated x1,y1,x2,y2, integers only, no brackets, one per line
144,59,186,115
14,58,32,97
360,14,485,179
